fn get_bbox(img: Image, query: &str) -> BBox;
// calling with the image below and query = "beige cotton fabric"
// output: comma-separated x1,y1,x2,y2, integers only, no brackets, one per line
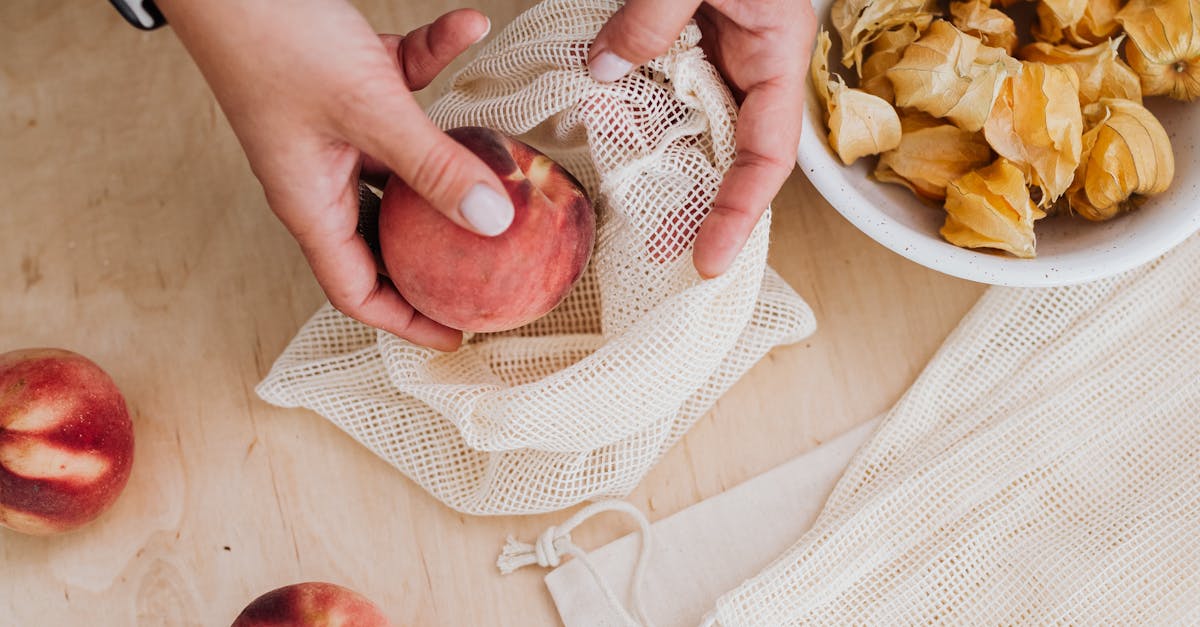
255,0,814,515
711,234,1200,625
544,419,879,627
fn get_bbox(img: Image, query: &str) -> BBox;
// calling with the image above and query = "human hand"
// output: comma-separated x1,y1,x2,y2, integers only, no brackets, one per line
588,0,816,278
157,0,509,351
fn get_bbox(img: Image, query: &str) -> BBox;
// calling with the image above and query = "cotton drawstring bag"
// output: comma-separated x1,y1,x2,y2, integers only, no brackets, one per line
709,233,1200,624
256,0,815,516
506,234,1200,626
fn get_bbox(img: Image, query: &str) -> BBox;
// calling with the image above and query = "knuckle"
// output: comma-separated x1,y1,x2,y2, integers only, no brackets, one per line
317,266,371,317
711,198,756,220
327,293,359,318
390,306,418,335
323,277,364,315
328,284,374,322
410,141,467,206
612,17,678,60
403,53,434,84
737,148,793,176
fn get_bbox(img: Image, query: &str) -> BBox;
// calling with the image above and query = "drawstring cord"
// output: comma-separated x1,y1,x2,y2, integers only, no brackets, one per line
497,500,656,627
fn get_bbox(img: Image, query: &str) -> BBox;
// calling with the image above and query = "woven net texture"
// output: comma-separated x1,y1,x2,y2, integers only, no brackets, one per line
257,0,815,515
714,233,1200,625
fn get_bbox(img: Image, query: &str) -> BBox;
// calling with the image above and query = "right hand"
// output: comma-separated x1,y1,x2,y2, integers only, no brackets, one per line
587,0,815,279
157,0,510,352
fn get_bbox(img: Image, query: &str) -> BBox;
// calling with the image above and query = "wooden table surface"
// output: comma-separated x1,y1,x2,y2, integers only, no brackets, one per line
0,2,986,625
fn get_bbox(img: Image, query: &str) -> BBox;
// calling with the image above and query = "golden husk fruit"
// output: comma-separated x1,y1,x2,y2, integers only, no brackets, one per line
887,20,1022,131
1032,0,1086,43
1019,38,1143,106
875,113,994,200
951,0,1019,54
812,30,903,165
1064,0,1123,46
1067,99,1175,221
832,0,940,73
983,62,1084,205
1032,0,1122,46
941,158,1047,258
875,20,932,52
861,18,932,102
1116,0,1200,101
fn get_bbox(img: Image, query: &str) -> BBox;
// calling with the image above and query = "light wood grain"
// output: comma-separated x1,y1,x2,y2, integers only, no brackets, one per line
0,1,986,625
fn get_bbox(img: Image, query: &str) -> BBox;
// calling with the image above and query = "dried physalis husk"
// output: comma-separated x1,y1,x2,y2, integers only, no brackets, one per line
1032,0,1087,44
983,62,1083,205
827,91,904,165
1117,0,1200,101
874,20,933,52
941,158,1047,258
887,20,1021,132
832,0,940,73
861,53,901,103
1062,0,1123,46
812,30,903,165
1067,99,1175,221
999,0,1120,47
1019,38,1143,106
861,18,933,102
875,112,995,200
812,30,837,110
951,0,1018,54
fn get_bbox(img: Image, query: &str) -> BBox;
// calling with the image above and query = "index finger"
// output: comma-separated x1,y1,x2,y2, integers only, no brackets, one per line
287,182,464,352
692,78,804,278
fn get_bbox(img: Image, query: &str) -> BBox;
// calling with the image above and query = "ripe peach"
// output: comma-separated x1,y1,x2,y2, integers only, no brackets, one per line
379,126,594,334
232,582,391,627
0,348,134,535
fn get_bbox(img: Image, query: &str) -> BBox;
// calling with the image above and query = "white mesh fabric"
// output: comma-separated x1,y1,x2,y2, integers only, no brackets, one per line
712,234,1200,625
256,0,815,515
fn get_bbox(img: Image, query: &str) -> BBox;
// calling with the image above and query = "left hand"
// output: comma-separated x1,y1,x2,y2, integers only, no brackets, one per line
588,0,816,278
159,0,502,351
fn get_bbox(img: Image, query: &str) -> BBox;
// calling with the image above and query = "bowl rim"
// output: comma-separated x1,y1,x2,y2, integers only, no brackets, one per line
796,71,1200,288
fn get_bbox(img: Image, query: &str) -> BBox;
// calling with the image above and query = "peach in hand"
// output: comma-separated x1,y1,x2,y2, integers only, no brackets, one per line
232,582,391,627
379,126,595,334
0,348,134,535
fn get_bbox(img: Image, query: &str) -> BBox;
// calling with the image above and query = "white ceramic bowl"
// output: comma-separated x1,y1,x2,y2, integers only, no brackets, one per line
797,1,1200,287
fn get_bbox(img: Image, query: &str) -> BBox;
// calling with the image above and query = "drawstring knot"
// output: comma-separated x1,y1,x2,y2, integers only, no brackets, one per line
536,525,564,568
496,500,656,627
496,525,572,574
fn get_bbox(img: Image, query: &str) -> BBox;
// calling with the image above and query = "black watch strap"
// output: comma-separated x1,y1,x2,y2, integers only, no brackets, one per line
108,0,167,30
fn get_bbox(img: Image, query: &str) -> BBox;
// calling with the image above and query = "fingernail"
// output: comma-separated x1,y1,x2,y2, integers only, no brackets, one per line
589,51,634,82
460,184,513,236
473,17,491,44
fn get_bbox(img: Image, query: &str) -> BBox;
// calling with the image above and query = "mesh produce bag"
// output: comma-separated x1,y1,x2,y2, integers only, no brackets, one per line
709,233,1200,625
256,0,815,515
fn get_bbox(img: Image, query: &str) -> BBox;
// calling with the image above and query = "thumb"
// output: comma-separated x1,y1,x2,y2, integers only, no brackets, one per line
341,86,513,236
588,0,702,82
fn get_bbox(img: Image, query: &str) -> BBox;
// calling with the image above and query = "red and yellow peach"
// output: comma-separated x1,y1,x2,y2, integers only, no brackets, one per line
0,348,134,535
379,126,594,334
232,582,392,627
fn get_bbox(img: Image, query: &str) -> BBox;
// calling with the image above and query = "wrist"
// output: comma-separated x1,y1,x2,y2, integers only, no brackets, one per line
152,0,187,20
154,0,262,81
154,0,210,38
